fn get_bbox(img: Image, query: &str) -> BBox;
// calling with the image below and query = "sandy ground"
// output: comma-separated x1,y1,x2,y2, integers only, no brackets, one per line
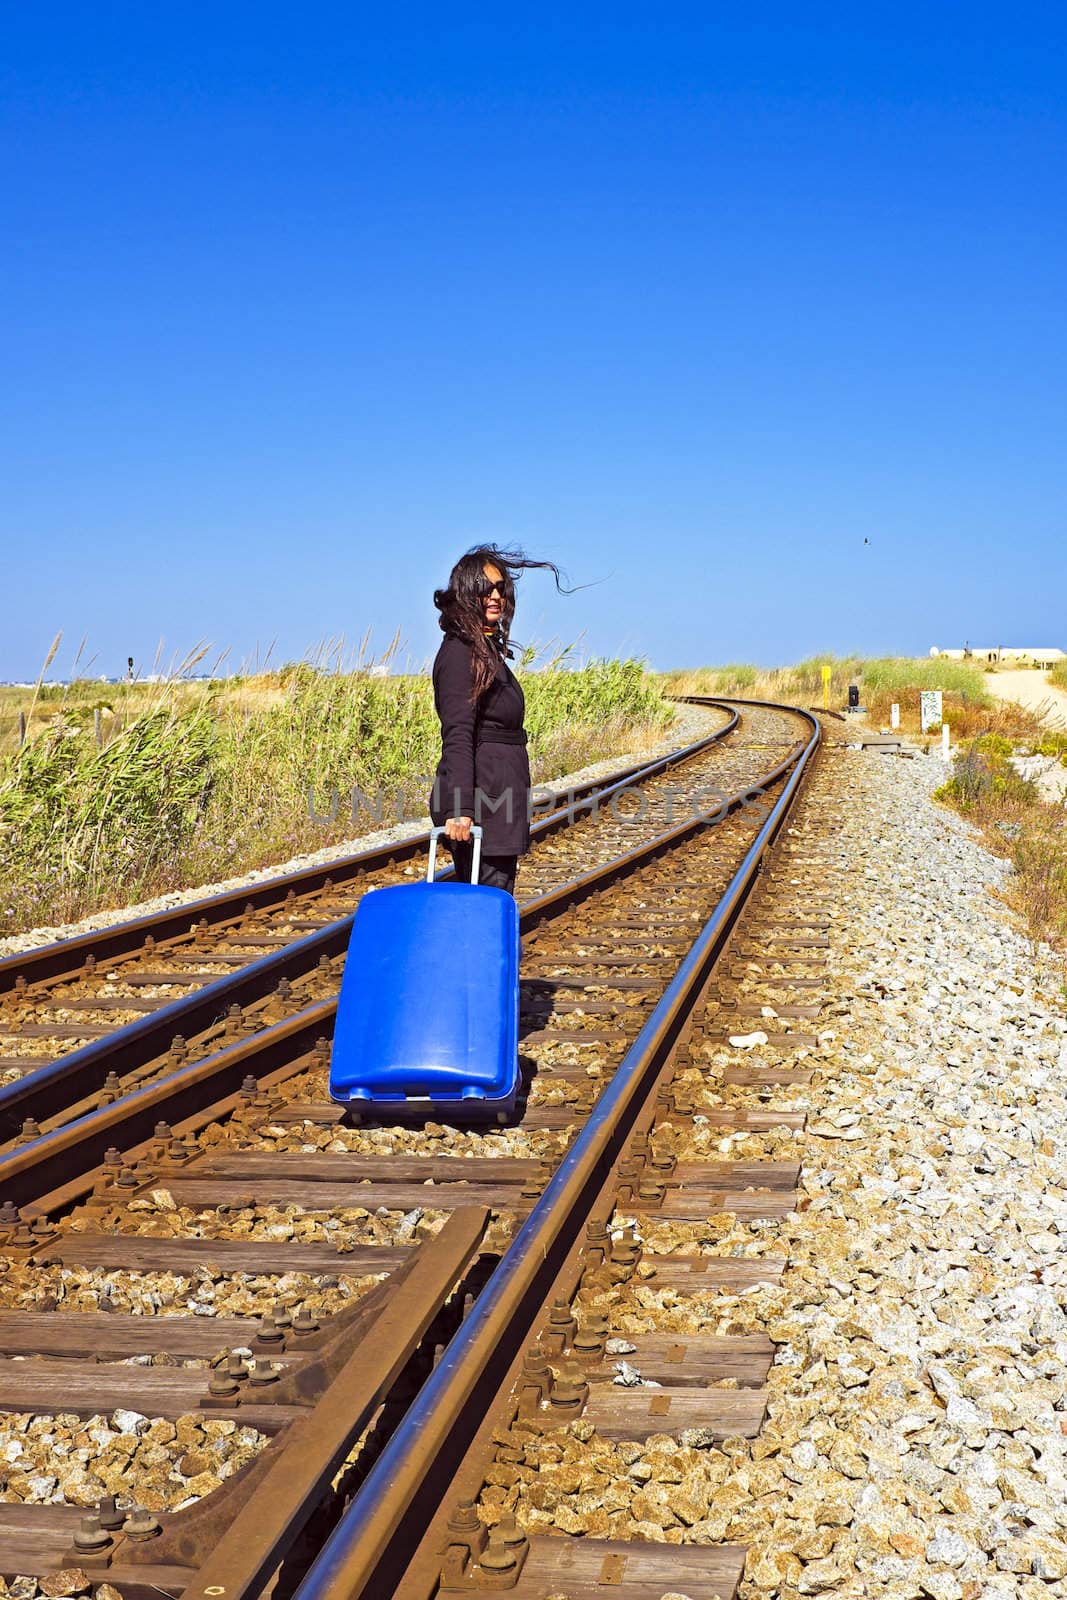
984,670,1067,729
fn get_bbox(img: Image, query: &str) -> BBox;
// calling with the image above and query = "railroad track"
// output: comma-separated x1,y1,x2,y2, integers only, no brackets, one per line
0,702,788,1143
0,704,738,997
0,699,821,1600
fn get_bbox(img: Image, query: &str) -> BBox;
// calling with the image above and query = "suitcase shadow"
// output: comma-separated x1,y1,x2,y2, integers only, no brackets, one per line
505,1050,539,1126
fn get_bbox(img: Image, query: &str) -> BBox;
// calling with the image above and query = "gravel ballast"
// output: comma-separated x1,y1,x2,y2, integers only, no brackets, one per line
487,746,1067,1600
11,731,1065,1598
681,749,1067,1598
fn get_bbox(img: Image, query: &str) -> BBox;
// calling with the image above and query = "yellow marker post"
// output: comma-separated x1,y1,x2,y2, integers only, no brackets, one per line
821,663,832,710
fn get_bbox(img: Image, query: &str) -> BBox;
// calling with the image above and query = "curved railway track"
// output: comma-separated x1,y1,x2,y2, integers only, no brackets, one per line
0,713,750,1122
0,703,789,1142
0,706,739,995
0,699,823,1600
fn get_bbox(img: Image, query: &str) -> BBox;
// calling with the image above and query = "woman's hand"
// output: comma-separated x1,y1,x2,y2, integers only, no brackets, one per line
444,815,474,842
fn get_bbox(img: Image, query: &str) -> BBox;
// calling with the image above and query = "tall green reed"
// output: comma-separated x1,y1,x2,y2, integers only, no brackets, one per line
0,637,671,932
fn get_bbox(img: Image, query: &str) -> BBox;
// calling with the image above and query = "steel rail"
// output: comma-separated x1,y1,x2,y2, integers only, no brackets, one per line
0,711,738,994
0,711,743,1139
0,715,809,1211
284,707,820,1600
0,701,815,1600
174,1207,491,1600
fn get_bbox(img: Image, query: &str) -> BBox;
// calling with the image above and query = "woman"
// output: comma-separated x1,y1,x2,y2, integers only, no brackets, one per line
430,545,564,896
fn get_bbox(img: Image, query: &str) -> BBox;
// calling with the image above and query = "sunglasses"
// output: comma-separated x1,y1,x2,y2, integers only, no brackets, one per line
476,577,510,599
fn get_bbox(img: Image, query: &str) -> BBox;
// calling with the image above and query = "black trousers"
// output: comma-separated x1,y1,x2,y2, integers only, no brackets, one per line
445,838,518,897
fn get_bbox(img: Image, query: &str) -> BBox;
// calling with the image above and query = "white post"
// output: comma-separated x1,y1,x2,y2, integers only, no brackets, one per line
941,724,951,761
890,703,900,730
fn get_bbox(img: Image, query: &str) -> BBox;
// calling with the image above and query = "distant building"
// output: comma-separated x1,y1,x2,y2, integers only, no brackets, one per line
931,646,1065,669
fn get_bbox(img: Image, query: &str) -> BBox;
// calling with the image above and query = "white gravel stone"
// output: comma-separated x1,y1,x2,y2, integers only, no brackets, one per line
503,745,1067,1597
110,1410,149,1436
925,1530,973,1567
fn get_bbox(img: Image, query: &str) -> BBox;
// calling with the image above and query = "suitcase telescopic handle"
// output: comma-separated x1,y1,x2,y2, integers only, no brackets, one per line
427,824,483,884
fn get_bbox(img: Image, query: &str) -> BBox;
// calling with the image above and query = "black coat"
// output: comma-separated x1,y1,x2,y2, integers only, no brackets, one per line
429,632,532,856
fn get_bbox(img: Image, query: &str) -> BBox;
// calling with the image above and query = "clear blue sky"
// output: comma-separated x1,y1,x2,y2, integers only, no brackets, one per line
4,4,1065,680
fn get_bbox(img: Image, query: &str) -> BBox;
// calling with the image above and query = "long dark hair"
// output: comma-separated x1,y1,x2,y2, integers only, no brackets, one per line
434,544,568,703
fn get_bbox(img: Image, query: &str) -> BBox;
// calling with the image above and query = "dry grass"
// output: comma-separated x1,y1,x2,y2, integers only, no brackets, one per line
1005,816,1067,954
935,735,1067,958
864,690,1045,741
661,655,991,727
0,638,672,934
661,658,856,704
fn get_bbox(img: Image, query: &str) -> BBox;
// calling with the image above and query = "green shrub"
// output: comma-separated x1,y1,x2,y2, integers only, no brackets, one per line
1033,731,1067,762
1009,819,1067,944
860,657,989,700
935,736,1037,813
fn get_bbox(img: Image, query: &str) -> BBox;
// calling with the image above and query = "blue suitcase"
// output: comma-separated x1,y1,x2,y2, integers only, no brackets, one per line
329,826,521,1123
